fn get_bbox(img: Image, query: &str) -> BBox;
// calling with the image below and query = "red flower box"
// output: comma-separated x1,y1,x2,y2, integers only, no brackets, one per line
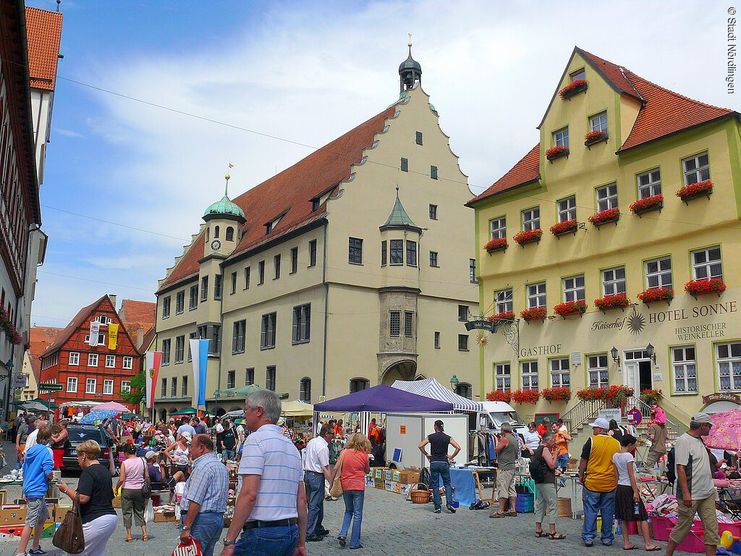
584,130,608,145
630,194,663,215
486,390,512,403
559,79,588,99
484,237,508,253
513,229,542,246
594,294,630,311
576,385,633,402
676,180,713,202
546,145,569,161
553,300,587,318
588,208,620,227
487,311,514,322
638,287,674,304
550,219,578,236
685,278,726,297
541,387,571,402
520,306,547,321
11,332,22,345
512,389,540,405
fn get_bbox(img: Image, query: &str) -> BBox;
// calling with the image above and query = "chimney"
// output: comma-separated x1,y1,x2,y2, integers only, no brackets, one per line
108,294,117,310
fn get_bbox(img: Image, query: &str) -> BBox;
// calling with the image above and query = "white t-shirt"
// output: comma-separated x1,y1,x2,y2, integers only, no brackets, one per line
523,430,540,451
24,428,40,451
674,432,715,500
612,451,635,486
215,423,224,434
303,436,329,473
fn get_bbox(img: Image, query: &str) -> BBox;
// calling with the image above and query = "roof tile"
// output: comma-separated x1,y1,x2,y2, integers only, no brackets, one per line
467,145,540,205
25,7,63,92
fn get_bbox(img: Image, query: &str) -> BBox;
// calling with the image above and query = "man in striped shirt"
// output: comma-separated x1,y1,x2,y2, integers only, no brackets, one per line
220,390,307,556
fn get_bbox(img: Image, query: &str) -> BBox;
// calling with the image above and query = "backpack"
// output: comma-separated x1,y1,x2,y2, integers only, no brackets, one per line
666,446,676,485
528,449,549,483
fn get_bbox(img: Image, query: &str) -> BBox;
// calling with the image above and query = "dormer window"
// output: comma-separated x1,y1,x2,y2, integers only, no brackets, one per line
265,223,272,235
311,198,320,212
570,68,585,82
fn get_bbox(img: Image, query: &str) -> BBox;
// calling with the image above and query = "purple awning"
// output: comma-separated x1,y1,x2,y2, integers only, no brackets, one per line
314,384,453,413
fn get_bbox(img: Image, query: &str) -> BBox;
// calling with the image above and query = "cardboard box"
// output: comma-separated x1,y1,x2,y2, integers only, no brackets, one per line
55,505,72,523
364,475,374,487
393,482,402,494
384,480,394,492
0,506,27,525
374,468,385,480
399,470,420,484
391,470,401,482
153,512,177,523
374,478,384,490
384,470,393,481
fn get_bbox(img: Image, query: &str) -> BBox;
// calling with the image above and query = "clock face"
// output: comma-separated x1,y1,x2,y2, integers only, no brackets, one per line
211,240,221,250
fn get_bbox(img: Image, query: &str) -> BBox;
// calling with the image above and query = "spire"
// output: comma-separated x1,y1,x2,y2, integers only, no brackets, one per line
203,164,246,223
399,34,422,93
380,187,421,232
224,162,234,197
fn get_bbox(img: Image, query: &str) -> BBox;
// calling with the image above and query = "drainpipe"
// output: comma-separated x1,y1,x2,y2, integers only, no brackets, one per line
321,223,329,398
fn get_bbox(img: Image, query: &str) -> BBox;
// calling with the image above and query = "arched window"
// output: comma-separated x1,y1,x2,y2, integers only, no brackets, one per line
214,225,220,239
205,228,209,241
455,382,473,399
349,378,370,393
300,377,311,403
226,227,234,241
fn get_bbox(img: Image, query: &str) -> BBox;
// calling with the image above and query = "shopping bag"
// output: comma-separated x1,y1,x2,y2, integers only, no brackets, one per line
52,495,85,554
329,450,345,498
171,537,203,556
144,498,154,523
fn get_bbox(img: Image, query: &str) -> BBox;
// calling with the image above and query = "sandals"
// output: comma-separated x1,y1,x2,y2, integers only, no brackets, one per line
644,546,661,552
142,534,149,542
535,531,548,538
546,532,566,540
125,537,133,543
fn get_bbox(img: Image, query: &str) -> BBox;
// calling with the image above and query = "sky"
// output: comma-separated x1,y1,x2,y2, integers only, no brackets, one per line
27,0,737,327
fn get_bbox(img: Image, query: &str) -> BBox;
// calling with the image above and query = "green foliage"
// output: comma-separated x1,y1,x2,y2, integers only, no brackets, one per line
120,372,145,405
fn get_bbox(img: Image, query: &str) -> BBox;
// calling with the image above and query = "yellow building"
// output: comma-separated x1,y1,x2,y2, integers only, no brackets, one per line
469,47,741,426
153,48,478,418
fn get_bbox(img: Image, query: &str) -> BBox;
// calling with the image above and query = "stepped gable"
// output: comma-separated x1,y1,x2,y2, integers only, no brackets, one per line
159,231,205,290
466,145,540,206
25,6,63,91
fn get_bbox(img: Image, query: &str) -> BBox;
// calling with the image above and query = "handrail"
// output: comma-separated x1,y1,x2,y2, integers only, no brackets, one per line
625,395,683,441
561,398,606,433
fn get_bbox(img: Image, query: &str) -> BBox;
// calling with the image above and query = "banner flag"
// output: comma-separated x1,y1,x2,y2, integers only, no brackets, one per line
145,351,162,409
190,338,209,408
89,321,100,346
107,323,119,350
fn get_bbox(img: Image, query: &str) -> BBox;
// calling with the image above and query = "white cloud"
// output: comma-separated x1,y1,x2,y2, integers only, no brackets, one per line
55,127,84,138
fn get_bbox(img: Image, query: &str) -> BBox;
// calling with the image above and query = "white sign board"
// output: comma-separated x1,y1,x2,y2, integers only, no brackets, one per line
598,408,622,423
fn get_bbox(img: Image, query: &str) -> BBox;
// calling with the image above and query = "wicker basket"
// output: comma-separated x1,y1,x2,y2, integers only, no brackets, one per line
410,483,430,504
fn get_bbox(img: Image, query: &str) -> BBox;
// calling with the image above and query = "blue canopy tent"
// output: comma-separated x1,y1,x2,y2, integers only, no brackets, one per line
314,384,454,413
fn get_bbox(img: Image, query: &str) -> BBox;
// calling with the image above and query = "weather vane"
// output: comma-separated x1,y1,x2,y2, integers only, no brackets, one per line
225,162,234,196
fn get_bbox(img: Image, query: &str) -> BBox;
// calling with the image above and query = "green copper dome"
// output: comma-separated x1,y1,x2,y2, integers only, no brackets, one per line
380,189,421,233
203,194,245,222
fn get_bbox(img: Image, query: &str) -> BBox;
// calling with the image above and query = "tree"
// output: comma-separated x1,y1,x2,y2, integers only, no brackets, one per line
121,372,145,405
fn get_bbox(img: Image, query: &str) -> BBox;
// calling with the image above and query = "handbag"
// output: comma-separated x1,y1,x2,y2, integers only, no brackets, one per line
141,457,152,499
329,450,345,498
171,537,203,556
52,494,85,554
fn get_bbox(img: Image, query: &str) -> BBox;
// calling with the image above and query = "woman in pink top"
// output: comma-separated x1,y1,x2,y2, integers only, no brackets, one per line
114,443,149,542
331,433,371,549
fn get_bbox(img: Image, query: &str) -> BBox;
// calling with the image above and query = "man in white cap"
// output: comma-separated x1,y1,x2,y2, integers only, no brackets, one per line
665,413,719,556
578,417,621,547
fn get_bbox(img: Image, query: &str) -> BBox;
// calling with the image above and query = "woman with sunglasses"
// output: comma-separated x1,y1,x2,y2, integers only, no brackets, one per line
522,422,541,457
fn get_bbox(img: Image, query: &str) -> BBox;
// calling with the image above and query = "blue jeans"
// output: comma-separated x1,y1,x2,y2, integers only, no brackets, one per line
582,488,616,545
222,449,235,461
304,471,325,536
180,511,224,556
339,490,365,548
235,524,298,556
556,454,569,472
429,461,453,510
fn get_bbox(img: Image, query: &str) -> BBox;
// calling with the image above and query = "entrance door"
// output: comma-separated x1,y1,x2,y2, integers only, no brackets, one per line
624,361,639,393
638,361,653,392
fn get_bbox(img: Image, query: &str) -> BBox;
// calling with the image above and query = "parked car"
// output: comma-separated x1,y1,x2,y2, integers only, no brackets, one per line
61,425,116,474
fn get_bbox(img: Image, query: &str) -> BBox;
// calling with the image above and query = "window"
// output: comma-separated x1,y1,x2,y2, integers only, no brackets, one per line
244,267,251,289
171,377,178,398
637,169,661,199
292,304,311,344
260,313,277,350
429,251,439,267
350,378,369,393
458,305,468,322
187,332,196,361
84,333,105,345
406,240,417,267
563,275,585,302
105,355,116,368
521,361,538,390
300,378,311,403
308,240,317,267
596,183,617,211
557,195,576,222
266,366,276,391
86,378,97,394
200,276,208,302
456,383,473,399
258,261,265,284
571,68,585,81
550,358,570,387
489,216,506,240
88,353,98,367
245,368,255,385
311,198,320,212
602,266,626,295
227,370,236,389
162,339,171,365
230,272,237,294
69,352,80,366
429,204,438,219
226,227,234,241
672,346,697,393
682,152,710,185
400,157,408,172
389,311,401,337
590,111,608,134
415,131,423,145
691,246,722,279
390,240,403,265
182,376,188,397
495,363,511,391
189,285,198,310
214,274,223,300
553,127,569,148
645,257,672,289
161,378,167,398
348,238,363,264
67,377,78,393
121,380,131,393
103,379,113,395
123,356,133,369
214,225,220,238
716,342,741,391
588,354,609,388
176,291,185,314
233,320,246,353
527,282,546,308
162,296,171,319
434,331,441,349
458,334,469,351
495,289,513,314
290,247,298,274
274,254,281,279
430,165,438,180
469,259,477,284
404,311,413,337
522,207,540,231
381,241,387,266
175,335,185,363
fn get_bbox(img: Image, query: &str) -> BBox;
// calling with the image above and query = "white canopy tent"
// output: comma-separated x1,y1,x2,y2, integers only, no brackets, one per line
391,378,483,412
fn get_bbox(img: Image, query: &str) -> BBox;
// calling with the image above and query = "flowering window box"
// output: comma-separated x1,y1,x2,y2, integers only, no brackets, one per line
484,237,508,253
559,79,588,100
630,194,663,216
637,287,673,305
541,387,571,402
676,180,713,203
512,389,540,405
550,219,578,237
513,229,542,246
685,278,726,298
520,306,547,322
594,293,630,312
576,385,633,403
588,208,620,228
487,390,512,403
584,130,608,146
553,300,587,318
487,311,514,322
546,145,569,161
11,332,22,345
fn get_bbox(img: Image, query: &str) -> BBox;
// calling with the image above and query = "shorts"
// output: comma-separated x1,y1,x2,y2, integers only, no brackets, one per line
495,468,517,500
25,498,49,527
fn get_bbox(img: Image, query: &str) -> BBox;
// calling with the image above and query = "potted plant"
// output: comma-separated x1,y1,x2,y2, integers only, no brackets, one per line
584,129,608,146
520,306,547,322
607,385,634,406
594,293,630,312
487,390,512,403
640,389,662,405
546,145,569,161
630,194,664,216
513,229,543,246
541,387,571,402
550,219,578,237
588,207,620,227
553,300,587,318
559,79,588,99
484,237,508,253
576,387,608,401
685,278,726,297
676,180,713,203
512,389,540,404
487,311,514,322
637,287,674,305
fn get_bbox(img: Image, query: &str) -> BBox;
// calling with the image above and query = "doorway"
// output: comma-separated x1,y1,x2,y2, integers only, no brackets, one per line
638,361,652,392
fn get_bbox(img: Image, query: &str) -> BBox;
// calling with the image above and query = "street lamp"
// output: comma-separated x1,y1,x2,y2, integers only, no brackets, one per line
610,346,621,365
449,374,459,391
646,343,656,363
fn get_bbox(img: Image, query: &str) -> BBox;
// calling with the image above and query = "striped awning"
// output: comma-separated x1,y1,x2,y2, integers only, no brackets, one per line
391,378,483,412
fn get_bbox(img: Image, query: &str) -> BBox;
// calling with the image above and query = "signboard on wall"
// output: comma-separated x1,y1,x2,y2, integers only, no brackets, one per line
598,408,622,423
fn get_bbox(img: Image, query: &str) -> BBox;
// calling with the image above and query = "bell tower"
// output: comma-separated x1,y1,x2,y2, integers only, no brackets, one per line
399,34,422,93
202,165,246,257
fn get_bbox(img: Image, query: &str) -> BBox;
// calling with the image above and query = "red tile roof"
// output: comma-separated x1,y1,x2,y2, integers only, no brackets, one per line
25,7,63,92
40,295,109,358
159,105,396,292
28,326,63,378
576,48,642,101
467,145,540,206
119,299,155,332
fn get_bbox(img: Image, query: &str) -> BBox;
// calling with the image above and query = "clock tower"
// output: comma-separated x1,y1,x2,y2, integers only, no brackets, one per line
202,168,246,257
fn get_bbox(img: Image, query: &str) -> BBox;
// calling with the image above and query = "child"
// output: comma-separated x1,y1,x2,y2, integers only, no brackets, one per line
612,434,660,551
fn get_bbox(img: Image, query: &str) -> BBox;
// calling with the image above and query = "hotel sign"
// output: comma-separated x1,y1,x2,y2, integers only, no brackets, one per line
702,392,740,404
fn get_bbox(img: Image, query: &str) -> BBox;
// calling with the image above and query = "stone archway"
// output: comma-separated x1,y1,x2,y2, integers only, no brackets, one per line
380,359,417,385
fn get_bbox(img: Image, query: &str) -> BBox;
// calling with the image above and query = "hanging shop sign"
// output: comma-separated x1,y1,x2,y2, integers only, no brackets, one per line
702,393,740,404
465,320,495,332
